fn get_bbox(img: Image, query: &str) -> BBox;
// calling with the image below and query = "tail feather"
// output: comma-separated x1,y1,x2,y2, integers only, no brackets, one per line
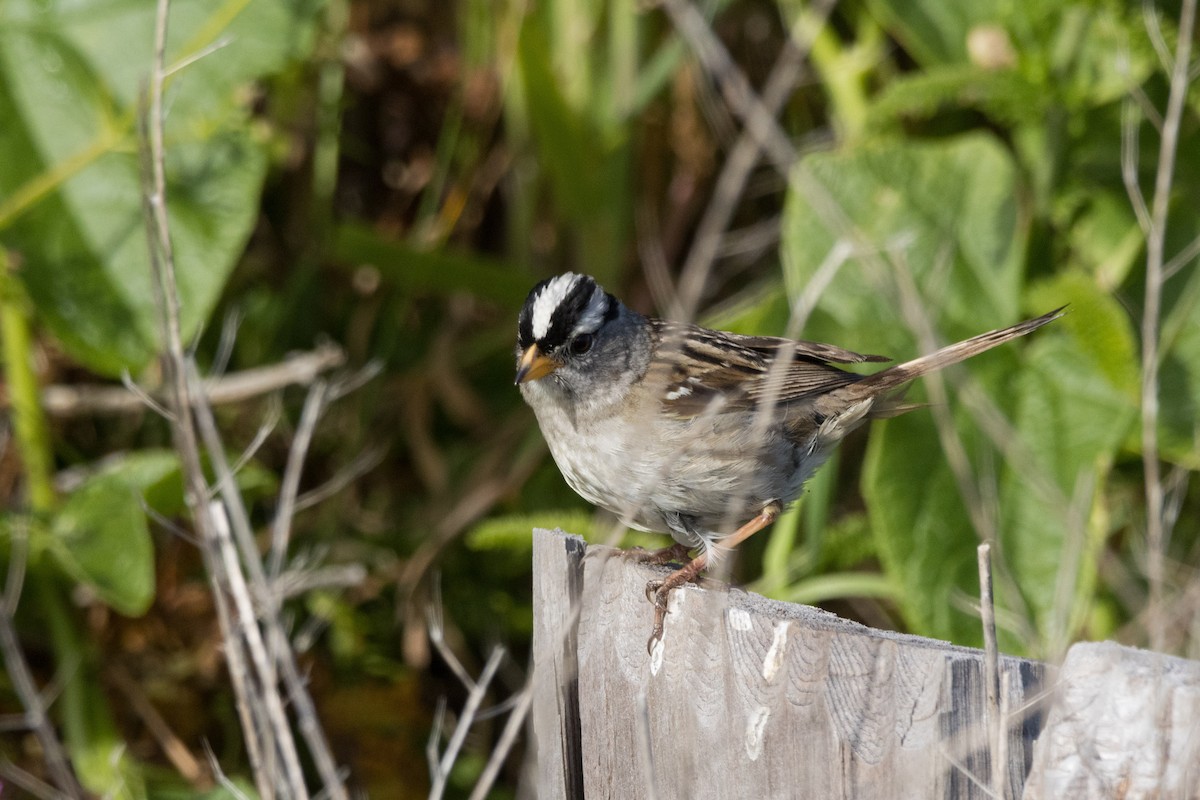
831,306,1066,405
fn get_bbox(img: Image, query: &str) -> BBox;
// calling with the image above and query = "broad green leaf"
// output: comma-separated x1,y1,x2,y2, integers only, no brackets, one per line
700,278,792,336
864,0,1003,66
784,135,1035,646
867,64,1047,131
776,572,898,606
466,510,596,551
151,780,259,800
783,134,1024,352
1048,4,1158,107
71,699,147,800
0,0,321,376
1001,331,1135,652
51,451,179,615
69,694,147,799
1027,271,1139,397
861,403,994,646
1158,255,1200,468
1062,192,1144,291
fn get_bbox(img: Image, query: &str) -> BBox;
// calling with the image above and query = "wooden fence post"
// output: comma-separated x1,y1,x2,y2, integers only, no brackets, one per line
532,529,587,798
531,529,1044,799
531,528,1200,799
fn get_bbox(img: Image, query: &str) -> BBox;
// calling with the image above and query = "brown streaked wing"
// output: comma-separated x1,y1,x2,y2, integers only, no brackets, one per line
647,320,889,419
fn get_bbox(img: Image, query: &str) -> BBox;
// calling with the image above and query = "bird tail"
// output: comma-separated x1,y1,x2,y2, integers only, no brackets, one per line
829,306,1066,408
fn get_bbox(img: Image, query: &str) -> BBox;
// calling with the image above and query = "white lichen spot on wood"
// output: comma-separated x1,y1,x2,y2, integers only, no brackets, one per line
727,607,752,631
670,587,687,615
762,620,789,681
649,635,665,676
744,705,770,760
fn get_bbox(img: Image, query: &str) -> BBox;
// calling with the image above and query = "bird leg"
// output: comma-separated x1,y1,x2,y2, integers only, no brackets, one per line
644,501,782,652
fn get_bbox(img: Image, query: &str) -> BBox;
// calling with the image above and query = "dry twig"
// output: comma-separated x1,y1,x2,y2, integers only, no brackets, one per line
0,521,83,797
1134,0,1196,653
39,344,346,418
139,0,351,795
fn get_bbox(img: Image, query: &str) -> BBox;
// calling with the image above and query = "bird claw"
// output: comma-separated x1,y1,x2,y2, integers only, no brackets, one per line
643,578,679,653
625,542,691,566
646,610,666,654
644,579,667,607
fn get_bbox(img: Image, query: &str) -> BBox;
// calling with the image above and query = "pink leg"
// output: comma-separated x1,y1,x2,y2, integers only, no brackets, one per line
643,502,782,652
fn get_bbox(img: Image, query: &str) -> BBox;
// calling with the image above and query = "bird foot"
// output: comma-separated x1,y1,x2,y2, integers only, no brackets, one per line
643,560,706,653
624,542,692,567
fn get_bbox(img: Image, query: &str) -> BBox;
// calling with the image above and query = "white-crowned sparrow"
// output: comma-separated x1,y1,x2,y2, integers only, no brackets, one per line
515,272,1062,648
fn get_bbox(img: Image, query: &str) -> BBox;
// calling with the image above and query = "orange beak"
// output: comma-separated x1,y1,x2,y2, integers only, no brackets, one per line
515,344,560,384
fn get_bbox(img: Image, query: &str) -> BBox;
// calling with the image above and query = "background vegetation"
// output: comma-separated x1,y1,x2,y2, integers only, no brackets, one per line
0,0,1197,796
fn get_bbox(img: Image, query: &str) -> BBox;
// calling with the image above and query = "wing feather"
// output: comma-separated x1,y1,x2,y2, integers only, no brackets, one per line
647,321,890,419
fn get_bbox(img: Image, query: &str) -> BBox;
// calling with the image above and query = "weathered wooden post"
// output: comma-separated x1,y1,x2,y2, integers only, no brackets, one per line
531,528,1200,800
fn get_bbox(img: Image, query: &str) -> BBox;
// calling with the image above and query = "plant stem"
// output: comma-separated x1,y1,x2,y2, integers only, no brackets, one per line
0,253,56,513
1142,0,1195,653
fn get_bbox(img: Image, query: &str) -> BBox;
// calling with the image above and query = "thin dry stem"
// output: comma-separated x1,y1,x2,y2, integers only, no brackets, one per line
977,544,1000,796
658,0,797,175
140,0,348,794
293,443,386,513
137,53,269,786
996,668,1012,800
892,254,995,542
192,366,348,797
1163,231,1200,280
1139,0,1196,653
466,676,533,800
670,0,837,321
210,501,308,797
427,585,479,691
0,522,82,797
428,646,506,800
40,344,346,418
1121,100,1153,233
0,760,73,800
210,307,244,378
270,380,329,578
108,665,206,785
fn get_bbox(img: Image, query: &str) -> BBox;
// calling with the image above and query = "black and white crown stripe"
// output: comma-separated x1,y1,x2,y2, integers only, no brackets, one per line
517,273,618,351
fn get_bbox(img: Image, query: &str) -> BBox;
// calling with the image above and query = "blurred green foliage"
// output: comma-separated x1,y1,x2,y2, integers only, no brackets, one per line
0,0,1197,795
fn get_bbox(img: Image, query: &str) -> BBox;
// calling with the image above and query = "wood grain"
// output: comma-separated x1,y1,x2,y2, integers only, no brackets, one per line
533,529,1048,799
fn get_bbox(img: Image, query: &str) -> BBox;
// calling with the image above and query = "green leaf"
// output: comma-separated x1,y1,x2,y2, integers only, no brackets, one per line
1061,192,1144,291
776,572,899,606
782,135,1044,646
514,16,630,282
150,780,259,800
466,511,596,551
0,0,321,375
1026,271,1139,397
1001,331,1135,651
71,703,147,800
867,64,1047,130
862,405,995,646
1158,257,1200,468
1048,5,1158,107
783,134,1024,351
864,0,1003,66
51,451,179,615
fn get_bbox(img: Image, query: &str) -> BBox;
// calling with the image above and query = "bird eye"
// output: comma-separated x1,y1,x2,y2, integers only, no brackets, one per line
569,333,594,356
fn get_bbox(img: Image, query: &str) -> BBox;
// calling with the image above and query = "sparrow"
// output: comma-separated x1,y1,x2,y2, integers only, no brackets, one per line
515,272,1062,649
